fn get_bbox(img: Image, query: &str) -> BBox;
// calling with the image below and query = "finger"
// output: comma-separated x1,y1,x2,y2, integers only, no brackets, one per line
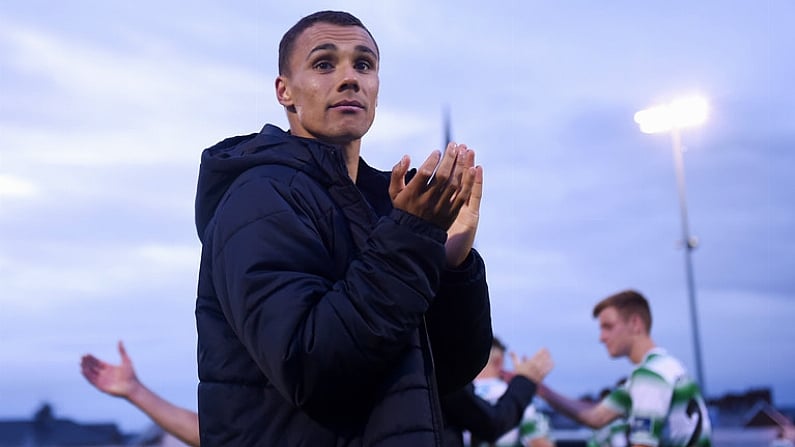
410,150,442,187
455,144,473,169
451,144,472,190
455,166,481,209
431,142,460,188
81,366,97,382
389,155,409,200
432,146,469,207
539,348,552,361
447,168,473,211
539,347,551,360
449,148,474,195
80,357,92,374
542,358,553,374
541,352,553,371
118,340,129,362
510,351,519,367
82,355,100,370
468,165,483,209
83,365,99,380
81,358,100,379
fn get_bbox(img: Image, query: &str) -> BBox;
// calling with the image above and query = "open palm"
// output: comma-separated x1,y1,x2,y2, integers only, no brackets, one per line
80,340,139,398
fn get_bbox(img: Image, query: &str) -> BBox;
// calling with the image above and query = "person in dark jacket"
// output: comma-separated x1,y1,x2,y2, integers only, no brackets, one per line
442,337,554,447
194,10,492,446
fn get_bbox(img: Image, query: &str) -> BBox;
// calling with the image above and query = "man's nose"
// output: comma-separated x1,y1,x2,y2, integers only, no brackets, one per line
338,66,360,92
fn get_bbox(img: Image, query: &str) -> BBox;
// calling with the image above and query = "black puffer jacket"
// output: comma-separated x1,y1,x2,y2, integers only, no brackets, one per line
194,124,492,446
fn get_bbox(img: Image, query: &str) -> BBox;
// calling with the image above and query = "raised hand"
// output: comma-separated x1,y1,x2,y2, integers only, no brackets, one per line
80,340,140,398
80,342,201,446
511,348,554,384
389,142,478,247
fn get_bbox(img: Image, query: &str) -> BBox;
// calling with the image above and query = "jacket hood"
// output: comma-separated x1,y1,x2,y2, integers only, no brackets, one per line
194,124,345,241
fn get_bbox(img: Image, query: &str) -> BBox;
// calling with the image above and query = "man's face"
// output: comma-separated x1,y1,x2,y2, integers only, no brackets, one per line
489,347,505,371
597,306,634,358
276,23,379,144
476,346,505,379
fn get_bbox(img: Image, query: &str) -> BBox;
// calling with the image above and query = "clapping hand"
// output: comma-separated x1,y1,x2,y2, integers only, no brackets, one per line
390,142,483,267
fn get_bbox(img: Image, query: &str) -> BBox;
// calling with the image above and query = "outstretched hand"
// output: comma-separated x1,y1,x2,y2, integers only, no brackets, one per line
80,340,140,399
511,348,554,384
390,142,482,267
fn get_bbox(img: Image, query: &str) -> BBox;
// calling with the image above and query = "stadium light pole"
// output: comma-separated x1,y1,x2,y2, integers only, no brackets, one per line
634,95,709,397
443,104,453,147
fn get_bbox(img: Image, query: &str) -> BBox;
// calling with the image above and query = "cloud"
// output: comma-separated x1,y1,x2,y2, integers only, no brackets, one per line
134,243,199,271
0,241,199,311
0,174,39,199
0,18,276,168
0,17,279,240
366,108,435,145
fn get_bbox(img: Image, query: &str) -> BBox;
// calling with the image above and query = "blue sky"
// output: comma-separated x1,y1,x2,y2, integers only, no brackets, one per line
1,0,792,433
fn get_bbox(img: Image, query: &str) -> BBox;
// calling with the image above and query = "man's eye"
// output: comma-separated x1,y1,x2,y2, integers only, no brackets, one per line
355,61,372,71
314,61,333,70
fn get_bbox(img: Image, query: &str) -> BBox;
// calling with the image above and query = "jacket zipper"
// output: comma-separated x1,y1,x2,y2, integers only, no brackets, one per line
421,317,443,446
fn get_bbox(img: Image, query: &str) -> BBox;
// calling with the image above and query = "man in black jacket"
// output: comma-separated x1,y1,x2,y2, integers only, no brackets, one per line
194,10,492,446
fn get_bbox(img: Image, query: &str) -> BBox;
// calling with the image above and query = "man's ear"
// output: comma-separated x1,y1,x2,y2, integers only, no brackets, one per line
629,314,644,334
275,76,293,107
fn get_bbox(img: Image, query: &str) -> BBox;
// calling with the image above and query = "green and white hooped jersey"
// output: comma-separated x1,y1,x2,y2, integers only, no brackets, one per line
588,417,628,447
518,402,552,445
602,348,712,447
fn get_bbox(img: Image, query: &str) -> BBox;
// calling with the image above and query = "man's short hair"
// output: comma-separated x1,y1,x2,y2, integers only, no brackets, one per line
491,336,506,353
278,10,379,76
592,289,653,333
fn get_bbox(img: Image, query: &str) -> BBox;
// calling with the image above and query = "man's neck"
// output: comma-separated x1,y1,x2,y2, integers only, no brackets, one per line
629,337,656,365
339,140,361,182
286,126,362,181
475,365,501,381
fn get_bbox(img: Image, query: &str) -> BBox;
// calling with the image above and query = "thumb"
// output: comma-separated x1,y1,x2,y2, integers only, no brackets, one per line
389,155,409,200
118,340,131,364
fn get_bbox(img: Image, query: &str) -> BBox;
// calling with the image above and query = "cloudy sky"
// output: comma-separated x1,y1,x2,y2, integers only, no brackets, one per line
1,0,792,433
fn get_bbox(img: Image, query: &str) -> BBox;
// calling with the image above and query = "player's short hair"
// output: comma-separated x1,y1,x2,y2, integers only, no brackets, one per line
592,289,653,333
278,10,379,76
491,335,506,353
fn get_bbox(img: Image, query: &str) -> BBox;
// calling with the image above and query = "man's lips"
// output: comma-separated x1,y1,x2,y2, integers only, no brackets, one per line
330,100,364,110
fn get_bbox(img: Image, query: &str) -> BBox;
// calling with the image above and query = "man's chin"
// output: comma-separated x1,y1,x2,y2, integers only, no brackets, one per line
321,127,370,145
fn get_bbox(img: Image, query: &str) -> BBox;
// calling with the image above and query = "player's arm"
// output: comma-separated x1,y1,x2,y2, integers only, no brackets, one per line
536,383,620,429
81,342,200,447
125,383,200,447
